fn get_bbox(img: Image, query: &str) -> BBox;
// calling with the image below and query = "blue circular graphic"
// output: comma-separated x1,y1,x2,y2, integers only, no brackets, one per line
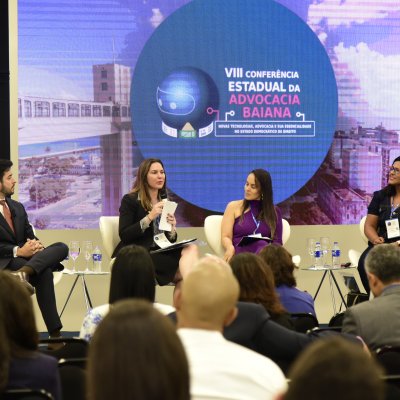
131,0,338,212
157,67,219,131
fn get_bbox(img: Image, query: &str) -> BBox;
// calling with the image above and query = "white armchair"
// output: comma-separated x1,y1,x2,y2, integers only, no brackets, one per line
99,216,120,268
203,215,298,263
348,216,367,266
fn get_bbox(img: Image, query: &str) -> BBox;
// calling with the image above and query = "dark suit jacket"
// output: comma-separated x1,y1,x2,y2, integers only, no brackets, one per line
112,192,177,257
342,284,400,350
0,198,36,269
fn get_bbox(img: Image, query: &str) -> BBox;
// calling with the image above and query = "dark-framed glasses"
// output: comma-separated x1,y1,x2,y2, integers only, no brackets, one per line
389,166,400,175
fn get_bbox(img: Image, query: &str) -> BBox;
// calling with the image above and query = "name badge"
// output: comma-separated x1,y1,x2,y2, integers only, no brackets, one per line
385,218,400,239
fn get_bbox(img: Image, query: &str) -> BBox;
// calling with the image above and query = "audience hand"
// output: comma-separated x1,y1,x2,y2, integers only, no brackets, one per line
179,245,200,279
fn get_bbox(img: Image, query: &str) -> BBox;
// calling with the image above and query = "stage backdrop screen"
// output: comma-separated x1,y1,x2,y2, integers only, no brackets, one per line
17,0,400,228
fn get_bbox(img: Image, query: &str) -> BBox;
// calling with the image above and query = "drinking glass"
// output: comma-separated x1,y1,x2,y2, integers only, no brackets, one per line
306,238,316,267
82,240,93,272
320,237,331,267
69,241,80,272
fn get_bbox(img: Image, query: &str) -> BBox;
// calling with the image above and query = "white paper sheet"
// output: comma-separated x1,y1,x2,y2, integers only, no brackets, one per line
159,200,178,231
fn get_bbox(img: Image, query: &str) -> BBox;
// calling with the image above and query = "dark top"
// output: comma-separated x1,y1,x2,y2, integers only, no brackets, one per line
277,285,316,316
0,198,36,269
233,201,283,254
367,188,400,243
113,192,180,285
6,352,61,400
113,192,177,257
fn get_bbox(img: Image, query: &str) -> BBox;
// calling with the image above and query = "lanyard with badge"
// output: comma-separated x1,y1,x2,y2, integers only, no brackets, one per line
385,198,400,239
251,211,261,236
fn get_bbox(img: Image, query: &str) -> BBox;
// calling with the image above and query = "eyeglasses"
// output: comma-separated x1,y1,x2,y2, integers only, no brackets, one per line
389,167,400,175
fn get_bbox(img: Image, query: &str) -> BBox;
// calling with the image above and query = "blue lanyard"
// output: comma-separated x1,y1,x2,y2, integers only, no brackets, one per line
251,211,260,234
391,198,399,218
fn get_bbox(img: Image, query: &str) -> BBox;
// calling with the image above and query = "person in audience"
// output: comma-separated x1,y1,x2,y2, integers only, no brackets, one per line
358,155,400,293
79,244,174,341
113,158,181,285
0,270,61,399
342,244,400,350
259,245,316,316
280,336,384,400
230,252,294,329
0,159,68,340
175,252,287,399
221,168,283,262
87,299,190,400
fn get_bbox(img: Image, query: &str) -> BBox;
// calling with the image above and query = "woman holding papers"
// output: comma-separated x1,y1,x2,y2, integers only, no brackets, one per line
113,158,180,285
221,168,283,262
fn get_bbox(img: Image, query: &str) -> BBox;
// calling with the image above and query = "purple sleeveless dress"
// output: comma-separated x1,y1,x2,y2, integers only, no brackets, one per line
232,200,283,254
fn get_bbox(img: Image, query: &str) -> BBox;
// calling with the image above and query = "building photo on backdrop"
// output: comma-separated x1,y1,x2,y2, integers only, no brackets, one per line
16,0,400,229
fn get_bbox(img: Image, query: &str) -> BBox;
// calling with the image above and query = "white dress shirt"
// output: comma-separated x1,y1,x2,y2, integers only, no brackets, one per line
178,328,287,400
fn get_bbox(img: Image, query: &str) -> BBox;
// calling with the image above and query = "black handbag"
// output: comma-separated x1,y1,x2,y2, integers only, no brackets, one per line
346,290,369,307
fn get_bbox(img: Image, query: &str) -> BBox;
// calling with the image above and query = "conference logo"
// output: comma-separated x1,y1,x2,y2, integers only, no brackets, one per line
156,67,219,139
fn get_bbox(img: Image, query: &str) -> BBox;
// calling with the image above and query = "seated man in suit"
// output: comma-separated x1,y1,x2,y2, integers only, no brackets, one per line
175,250,287,400
342,243,400,350
0,159,68,339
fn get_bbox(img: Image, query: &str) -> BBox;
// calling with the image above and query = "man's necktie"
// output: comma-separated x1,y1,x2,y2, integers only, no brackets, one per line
0,200,15,233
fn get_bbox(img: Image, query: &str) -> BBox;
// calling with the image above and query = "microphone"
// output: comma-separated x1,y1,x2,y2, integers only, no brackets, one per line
160,188,168,202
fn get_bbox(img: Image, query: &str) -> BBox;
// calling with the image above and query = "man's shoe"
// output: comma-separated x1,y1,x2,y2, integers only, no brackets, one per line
12,271,35,296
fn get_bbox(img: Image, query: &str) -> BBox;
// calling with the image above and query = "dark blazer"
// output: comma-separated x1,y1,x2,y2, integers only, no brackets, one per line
342,284,400,350
112,192,177,257
0,198,36,269
113,192,180,285
7,351,62,400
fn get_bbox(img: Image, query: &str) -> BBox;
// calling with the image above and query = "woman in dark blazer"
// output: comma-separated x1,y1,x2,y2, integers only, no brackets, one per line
113,158,180,285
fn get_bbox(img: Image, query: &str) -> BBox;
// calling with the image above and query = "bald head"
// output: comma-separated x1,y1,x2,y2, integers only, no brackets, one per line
178,256,240,330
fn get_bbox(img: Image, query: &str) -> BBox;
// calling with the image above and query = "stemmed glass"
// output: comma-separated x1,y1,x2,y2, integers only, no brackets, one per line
320,237,331,267
69,241,80,272
306,238,316,267
82,241,93,272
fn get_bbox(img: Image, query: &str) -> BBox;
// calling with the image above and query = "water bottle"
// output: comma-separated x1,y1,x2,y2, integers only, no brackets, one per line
314,242,323,267
92,246,102,272
332,241,341,268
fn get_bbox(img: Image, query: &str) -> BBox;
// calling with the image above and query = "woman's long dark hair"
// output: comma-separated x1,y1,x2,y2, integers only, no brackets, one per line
130,158,166,212
0,271,38,391
87,300,190,400
241,169,277,239
109,245,156,304
230,252,286,317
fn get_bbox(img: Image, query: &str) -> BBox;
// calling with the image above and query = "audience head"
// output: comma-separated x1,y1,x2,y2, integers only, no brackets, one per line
365,244,400,296
259,245,296,287
177,255,239,330
87,299,190,400
0,271,38,391
230,252,286,317
109,244,156,304
283,336,384,400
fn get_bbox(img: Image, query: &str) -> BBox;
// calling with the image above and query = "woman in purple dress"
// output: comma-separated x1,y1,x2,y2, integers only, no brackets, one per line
221,169,283,262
